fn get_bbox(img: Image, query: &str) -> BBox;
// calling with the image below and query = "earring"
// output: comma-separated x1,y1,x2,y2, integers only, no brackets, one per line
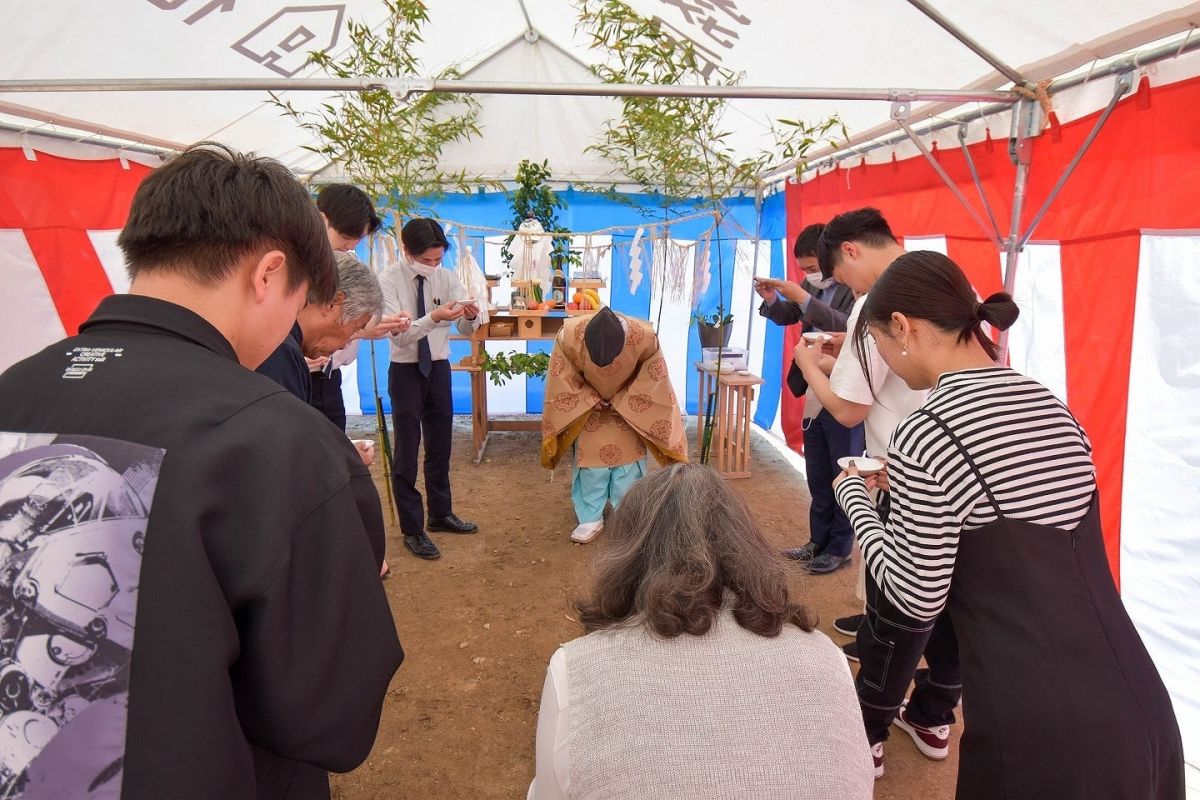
901,341,909,357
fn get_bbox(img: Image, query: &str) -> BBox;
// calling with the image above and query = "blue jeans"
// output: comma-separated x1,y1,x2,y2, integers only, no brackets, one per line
803,408,864,558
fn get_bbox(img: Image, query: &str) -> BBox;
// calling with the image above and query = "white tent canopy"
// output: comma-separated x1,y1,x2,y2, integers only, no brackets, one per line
2,0,1198,180
2,3,1200,791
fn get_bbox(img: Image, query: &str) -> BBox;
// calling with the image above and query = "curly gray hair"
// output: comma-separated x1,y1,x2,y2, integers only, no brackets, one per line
332,250,383,322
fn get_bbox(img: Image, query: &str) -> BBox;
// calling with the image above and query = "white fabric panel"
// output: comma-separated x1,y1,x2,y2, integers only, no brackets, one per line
483,339,528,414
727,241,755,359
648,240,694,412
1121,234,1200,778
1006,244,1068,403
733,239,772,417
0,131,162,169
340,358,362,416
769,396,785,438
903,235,947,255
483,235,509,306
87,229,129,295
0,230,66,370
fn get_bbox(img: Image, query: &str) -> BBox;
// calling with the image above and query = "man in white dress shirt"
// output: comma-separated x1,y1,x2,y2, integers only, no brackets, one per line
793,207,961,777
379,218,481,560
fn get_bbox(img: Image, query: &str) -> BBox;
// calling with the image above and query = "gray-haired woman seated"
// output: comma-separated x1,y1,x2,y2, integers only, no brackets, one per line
527,463,874,800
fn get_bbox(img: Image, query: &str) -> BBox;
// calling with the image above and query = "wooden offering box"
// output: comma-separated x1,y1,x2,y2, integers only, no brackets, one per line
491,310,566,339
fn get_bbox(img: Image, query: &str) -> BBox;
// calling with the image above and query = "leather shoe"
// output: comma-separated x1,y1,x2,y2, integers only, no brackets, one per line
427,514,478,534
783,541,821,561
404,533,441,560
808,551,852,574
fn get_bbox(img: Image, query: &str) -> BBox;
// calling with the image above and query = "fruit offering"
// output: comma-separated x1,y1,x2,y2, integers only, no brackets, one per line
572,289,603,311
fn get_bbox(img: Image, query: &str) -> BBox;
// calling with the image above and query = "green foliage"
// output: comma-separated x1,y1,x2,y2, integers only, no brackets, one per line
576,0,845,207
500,159,579,272
691,305,734,328
480,349,551,386
271,0,492,216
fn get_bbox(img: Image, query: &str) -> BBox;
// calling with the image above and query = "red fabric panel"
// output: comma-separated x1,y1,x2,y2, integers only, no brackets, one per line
945,237,1003,300
779,253,806,451
1017,75,1200,240
23,228,114,335
788,74,1200,243
1,148,152,334
784,73,1200,469
1060,235,1140,585
0,149,150,229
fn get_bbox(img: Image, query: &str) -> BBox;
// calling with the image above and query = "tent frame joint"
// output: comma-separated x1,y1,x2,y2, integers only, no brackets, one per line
896,116,1001,247
1016,69,1134,250
384,77,435,99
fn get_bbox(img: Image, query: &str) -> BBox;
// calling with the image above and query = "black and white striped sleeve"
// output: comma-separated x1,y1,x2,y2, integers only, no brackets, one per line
835,443,968,623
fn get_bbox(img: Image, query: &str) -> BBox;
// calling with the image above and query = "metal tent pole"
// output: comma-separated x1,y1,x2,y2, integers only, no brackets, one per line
744,184,765,353
758,30,1200,184
996,70,1133,364
1016,71,1135,249
957,122,1003,243
894,102,1001,247
0,77,1016,104
903,0,1026,85
995,98,1037,365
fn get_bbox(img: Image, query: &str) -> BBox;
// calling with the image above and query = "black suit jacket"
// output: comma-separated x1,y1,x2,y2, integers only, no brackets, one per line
758,280,856,398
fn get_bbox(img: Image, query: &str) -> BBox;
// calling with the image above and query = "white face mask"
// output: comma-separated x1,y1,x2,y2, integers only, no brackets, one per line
408,258,439,279
807,275,834,291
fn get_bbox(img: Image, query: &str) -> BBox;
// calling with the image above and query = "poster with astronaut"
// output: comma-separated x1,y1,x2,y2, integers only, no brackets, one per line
0,432,163,799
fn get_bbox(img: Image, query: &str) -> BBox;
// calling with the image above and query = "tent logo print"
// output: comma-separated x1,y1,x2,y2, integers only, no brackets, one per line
232,4,346,78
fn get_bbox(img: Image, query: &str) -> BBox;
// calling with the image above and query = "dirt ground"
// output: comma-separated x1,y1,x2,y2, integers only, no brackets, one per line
333,416,960,800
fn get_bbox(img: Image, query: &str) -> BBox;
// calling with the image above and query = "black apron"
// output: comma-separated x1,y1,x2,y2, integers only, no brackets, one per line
918,409,1184,800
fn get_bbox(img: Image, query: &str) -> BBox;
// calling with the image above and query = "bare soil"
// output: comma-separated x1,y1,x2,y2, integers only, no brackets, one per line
333,417,959,800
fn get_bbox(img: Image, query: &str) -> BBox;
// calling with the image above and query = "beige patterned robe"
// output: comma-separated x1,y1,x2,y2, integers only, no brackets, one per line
541,313,689,469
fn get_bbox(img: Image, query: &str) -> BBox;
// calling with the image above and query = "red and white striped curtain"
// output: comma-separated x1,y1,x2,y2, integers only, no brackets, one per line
0,148,152,367
786,75,1200,759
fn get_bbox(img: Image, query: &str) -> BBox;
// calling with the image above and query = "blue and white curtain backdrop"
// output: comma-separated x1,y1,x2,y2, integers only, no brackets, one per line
347,189,789,434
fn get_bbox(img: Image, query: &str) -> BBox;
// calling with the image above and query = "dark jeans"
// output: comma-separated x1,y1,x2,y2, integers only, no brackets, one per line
857,565,962,744
309,367,347,431
803,409,864,557
388,361,453,536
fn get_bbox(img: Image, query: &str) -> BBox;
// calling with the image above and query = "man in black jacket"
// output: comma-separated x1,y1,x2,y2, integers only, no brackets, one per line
0,143,403,799
755,223,864,574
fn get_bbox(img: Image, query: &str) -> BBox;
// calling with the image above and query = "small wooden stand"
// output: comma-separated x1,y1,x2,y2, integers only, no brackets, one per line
694,363,764,479
453,311,569,464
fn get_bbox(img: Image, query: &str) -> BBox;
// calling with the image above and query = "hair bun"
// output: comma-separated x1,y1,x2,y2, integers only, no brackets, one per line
976,292,1020,331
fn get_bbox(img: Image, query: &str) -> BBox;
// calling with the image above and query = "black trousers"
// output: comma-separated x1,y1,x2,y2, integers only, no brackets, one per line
388,361,453,536
857,492,962,743
803,409,864,558
309,368,347,431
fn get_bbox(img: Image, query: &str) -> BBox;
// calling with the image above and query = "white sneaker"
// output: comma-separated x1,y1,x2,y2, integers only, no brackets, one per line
871,742,884,779
570,521,603,543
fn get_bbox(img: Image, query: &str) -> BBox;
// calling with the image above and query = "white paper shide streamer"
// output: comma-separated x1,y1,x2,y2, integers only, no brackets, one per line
691,232,712,307
628,226,644,295
453,225,490,324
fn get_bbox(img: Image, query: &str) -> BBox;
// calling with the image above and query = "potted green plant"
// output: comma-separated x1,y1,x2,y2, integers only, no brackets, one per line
693,306,734,349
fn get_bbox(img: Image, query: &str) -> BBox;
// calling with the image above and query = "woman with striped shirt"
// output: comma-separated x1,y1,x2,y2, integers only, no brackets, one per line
833,251,1183,799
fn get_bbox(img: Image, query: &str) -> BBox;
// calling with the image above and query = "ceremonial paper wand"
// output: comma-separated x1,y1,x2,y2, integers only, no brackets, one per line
368,233,397,525
369,341,397,526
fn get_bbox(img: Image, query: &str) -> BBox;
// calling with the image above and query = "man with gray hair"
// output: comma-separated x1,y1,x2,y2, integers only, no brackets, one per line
257,250,407,404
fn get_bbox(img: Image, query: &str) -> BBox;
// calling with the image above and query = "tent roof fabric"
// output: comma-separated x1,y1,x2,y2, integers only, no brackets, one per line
2,1,1199,179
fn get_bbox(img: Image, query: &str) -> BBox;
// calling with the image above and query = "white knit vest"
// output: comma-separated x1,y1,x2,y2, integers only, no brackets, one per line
562,608,874,800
